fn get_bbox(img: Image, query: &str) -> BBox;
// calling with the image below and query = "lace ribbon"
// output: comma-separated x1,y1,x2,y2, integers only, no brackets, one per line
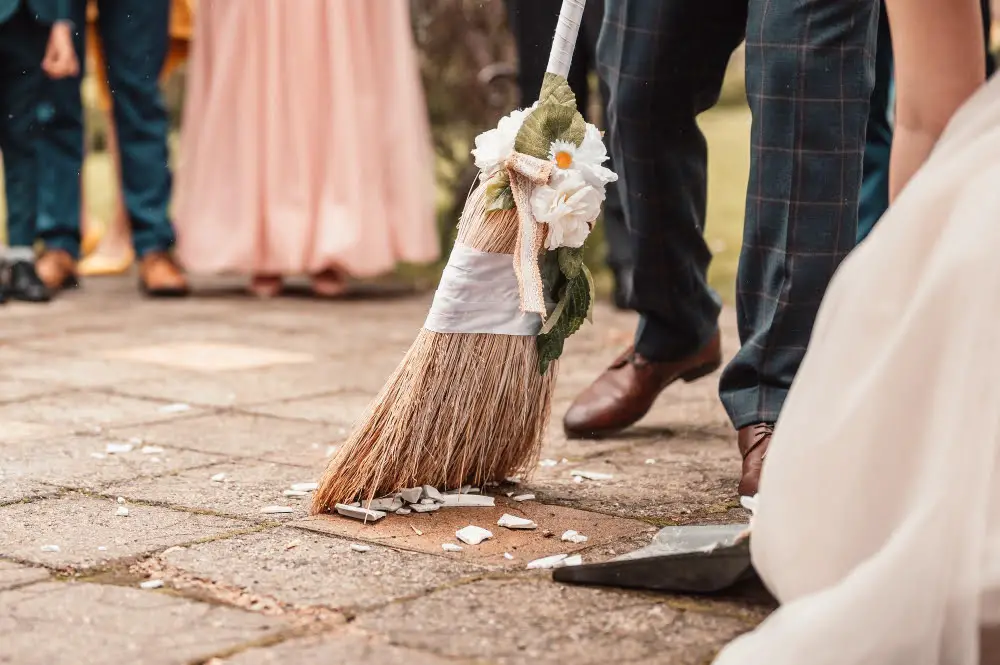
505,152,553,317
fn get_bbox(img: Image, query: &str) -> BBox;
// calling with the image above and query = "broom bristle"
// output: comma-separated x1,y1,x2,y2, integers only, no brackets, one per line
312,183,558,512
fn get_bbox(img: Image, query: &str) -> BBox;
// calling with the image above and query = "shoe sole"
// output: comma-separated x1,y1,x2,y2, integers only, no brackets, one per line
564,357,723,440
139,283,189,298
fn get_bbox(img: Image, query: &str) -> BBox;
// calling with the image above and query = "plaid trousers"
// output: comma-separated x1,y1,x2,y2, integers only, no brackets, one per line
599,0,878,429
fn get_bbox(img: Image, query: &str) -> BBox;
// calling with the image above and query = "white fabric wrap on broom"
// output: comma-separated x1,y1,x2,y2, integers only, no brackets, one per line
424,243,546,336
546,0,586,78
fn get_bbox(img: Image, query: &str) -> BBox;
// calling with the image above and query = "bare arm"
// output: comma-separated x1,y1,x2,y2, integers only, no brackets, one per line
885,0,985,199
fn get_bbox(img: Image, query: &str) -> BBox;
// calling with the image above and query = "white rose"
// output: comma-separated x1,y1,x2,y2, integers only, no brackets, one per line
471,103,538,180
530,169,604,250
574,123,619,189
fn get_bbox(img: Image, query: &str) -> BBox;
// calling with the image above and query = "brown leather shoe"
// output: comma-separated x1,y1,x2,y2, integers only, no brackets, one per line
35,249,78,291
563,332,722,438
138,252,189,297
737,423,773,497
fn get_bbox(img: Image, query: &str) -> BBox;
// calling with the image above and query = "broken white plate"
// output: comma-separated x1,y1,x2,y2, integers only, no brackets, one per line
527,553,568,570
350,544,372,553
40,545,60,553
116,506,129,517
561,530,588,544
89,453,107,460
455,525,493,545
563,555,583,567
283,490,309,498
116,497,126,505
512,494,535,502
159,403,192,414
441,543,463,552
335,503,387,522
503,552,514,560
210,472,227,483
645,459,656,465
570,470,613,481
260,506,295,515
291,482,318,492
140,580,164,590
105,443,134,455
141,446,165,455
438,494,495,508
497,514,537,530
538,459,559,467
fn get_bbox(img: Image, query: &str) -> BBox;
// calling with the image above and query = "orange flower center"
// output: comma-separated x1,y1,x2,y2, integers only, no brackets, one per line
554,151,573,169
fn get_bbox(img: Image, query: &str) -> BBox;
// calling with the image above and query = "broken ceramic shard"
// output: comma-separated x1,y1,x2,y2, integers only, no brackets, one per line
105,442,133,454
441,543,463,552
563,555,583,567
497,514,537,530
116,506,129,517
505,476,522,484
527,553,568,570
365,497,404,513
210,472,227,483
116,497,126,505
561,530,588,544
538,459,559,467
261,506,295,515
141,445,165,455
455,525,493,545
570,470,613,481
397,487,423,504
291,482,318,492
421,485,445,502
645,459,656,465
40,545,60,553
159,403,191,414
504,552,514,560
395,507,412,515
438,494,495,508
410,503,440,513
350,544,372,553
512,494,535,502
283,490,309,498
139,580,164,590
90,452,107,459
335,503,387,522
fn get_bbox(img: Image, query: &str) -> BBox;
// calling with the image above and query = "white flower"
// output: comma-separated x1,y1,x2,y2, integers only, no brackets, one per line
530,169,604,250
471,103,537,180
548,140,578,170
573,124,619,189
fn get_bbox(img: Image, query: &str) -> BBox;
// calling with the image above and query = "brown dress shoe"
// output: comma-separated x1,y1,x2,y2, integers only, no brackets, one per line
35,250,79,291
563,332,722,438
737,423,773,497
138,252,189,297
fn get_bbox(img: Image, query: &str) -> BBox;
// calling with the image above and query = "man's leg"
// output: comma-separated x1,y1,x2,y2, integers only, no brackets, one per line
857,1,893,244
720,0,878,496
563,0,747,438
0,9,54,302
98,0,187,295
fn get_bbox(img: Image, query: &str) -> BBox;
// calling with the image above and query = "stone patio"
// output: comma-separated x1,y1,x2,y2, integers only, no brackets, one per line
0,276,770,665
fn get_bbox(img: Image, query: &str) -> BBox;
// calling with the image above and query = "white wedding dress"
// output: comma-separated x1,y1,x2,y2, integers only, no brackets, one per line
713,75,1000,665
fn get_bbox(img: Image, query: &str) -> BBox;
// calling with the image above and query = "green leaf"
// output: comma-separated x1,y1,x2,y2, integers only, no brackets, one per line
514,102,587,160
557,247,584,279
539,73,578,108
582,263,596,323
535,272,592,374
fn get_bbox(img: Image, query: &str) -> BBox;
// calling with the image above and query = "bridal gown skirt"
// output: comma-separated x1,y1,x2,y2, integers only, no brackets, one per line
174,0,439,277
714,76,1000,665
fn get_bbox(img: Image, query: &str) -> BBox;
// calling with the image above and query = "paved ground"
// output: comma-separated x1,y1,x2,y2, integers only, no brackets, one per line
0,276,770,665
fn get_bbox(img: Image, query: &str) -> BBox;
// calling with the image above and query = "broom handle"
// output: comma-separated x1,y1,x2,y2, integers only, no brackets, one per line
545,0,587,78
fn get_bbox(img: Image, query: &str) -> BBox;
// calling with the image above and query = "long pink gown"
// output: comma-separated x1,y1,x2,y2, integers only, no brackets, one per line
174,0,439,278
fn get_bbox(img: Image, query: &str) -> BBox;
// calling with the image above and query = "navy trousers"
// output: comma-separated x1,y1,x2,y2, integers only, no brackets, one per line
599,0,878,429
0,6,49,249
36,0,173,259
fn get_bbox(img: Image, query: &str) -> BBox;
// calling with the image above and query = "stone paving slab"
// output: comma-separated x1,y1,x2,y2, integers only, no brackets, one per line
242,391,375,428
295,498,653,567
0,582,287,665
0,561,50,590
1,434,222,495
0,494,250,570
220,629,465,665
352,577,758,665
0,390,206,432
159,527,486,611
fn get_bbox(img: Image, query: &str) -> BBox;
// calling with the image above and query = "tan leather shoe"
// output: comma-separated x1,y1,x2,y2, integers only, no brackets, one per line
563,332,722,438
35,249,79,291
737,423,773,497
138,252,189,297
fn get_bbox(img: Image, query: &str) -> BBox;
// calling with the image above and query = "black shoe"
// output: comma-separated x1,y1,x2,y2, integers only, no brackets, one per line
7,261,52,302
612,269,632,311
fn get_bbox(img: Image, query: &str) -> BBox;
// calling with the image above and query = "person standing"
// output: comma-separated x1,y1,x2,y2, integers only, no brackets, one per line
34,0,188,297
504,0,633,309
173,0,439,298
563,0,878,499
0,0,78,304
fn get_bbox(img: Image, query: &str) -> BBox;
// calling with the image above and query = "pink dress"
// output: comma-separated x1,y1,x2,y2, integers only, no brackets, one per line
174,0,439,277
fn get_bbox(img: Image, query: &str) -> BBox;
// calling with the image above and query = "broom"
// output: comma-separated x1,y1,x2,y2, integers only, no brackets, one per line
313,0,617,511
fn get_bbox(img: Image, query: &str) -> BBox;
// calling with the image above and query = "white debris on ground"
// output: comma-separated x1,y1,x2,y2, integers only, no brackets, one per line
334,504,386,522
350,544,372,553
116,497,126,505
141,446,165,455
645,459,656,465
497,514,536,530
512,494,535,502
116,506,129,517
105,443,133,454
260,506,295,515
570,470,613,481
283,490,309,498
527,553,583,570
561,530,588,544
503,552,514,560
210,473,227,483
410,526,423,536
139,580,164,590
441,543,463,552
291,482,318,492
538,459,559,467
158,403,191,414
438,494,494,507
455,525,493,545
504,476,522,484
97,546,107,551
40,545,60,553
326,445,339,457
89,453,106,460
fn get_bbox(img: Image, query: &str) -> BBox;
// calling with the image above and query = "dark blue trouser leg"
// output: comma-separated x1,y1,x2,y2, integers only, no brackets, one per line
0,10,51,250
857,0,893,245
97,0,174,257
